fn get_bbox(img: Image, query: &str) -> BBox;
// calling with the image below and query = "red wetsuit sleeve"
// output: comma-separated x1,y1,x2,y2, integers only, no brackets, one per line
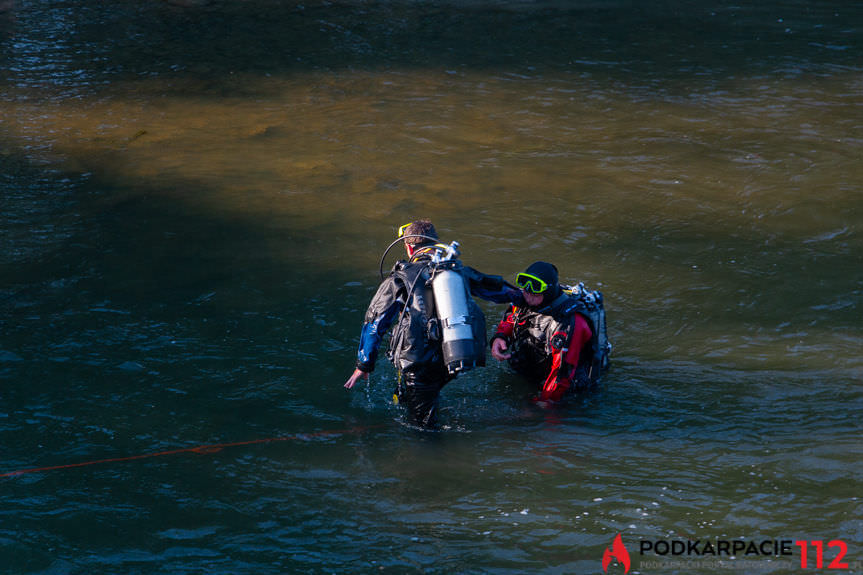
540,314,593,402
493,307,516,340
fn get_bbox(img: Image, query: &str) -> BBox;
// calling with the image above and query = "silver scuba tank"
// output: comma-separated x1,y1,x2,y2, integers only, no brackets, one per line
431,268,478,374
429,243,480,374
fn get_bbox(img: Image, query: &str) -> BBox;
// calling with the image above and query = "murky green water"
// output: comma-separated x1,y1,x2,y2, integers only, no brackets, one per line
2,1,861,573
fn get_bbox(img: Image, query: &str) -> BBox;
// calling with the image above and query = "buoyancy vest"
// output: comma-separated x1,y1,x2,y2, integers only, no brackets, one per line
509,283,611,388
386,258,487,379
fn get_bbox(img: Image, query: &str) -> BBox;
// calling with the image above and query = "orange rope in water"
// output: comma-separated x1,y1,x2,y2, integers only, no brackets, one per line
1,424,384,479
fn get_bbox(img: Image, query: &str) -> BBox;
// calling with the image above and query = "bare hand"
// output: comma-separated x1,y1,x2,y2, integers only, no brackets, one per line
491,337,511,361
344,368,369,389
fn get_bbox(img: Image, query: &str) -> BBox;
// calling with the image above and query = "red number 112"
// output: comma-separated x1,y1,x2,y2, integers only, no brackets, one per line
795,540,849,569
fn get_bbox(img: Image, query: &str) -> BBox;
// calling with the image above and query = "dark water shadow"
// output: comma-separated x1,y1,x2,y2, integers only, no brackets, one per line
1,0,861,98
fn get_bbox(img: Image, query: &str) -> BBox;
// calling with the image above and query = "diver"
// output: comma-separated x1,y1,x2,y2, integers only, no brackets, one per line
490,261,611,403
344,220,523,429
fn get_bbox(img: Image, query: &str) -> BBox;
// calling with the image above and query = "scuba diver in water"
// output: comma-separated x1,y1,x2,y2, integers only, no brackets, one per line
490,261,611,403
344,220,523,429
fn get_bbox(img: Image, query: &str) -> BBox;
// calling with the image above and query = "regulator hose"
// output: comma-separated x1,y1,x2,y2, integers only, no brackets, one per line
378,234,442,280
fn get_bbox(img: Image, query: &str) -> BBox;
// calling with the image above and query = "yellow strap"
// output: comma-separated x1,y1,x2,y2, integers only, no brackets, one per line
393,370,402,404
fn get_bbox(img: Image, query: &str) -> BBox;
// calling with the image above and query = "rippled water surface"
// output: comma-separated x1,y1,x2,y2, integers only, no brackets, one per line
1,1,861,573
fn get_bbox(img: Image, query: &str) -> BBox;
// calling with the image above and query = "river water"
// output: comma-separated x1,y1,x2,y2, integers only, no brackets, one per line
1,1,861,573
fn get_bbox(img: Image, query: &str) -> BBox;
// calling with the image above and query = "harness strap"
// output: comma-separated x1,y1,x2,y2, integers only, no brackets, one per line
408,243,449,263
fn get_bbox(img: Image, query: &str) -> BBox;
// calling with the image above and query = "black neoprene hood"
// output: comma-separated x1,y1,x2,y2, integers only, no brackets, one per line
524,261,559,288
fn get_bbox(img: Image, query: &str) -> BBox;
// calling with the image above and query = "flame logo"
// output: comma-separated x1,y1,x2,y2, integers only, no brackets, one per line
602,533,631,573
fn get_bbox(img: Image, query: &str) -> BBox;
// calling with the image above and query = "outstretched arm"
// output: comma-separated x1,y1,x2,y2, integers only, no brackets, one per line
347,278,402,387
464,267,525,305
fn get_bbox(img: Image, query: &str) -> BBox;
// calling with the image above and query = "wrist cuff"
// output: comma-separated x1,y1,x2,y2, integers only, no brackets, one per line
490,333,510,347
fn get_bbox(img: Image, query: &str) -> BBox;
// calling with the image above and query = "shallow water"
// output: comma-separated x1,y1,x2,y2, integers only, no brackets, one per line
1,1,862,573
